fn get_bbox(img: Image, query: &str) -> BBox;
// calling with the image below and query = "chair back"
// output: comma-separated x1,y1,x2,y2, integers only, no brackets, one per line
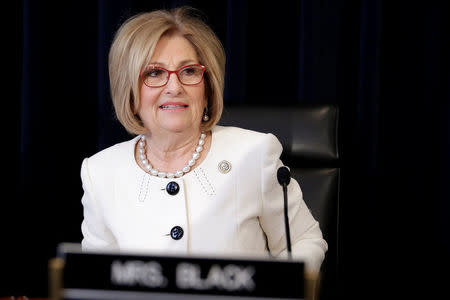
219,104,340,300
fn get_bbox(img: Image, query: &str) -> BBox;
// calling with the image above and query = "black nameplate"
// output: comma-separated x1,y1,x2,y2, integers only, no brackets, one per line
59,247,305,299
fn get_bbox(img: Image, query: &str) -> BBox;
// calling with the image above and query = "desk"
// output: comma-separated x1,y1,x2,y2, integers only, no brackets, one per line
48,247,321,300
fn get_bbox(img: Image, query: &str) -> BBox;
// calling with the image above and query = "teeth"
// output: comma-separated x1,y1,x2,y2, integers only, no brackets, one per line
160,105,187,109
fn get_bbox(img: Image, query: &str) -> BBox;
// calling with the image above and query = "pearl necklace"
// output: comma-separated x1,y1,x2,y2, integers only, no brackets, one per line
138,132,206,178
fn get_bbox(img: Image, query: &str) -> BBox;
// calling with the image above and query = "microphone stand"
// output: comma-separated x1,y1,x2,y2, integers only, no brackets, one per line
282,182,292,259
277,166,292,260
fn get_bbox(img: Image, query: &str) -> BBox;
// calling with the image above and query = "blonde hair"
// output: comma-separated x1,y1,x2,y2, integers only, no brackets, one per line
108,6,226,135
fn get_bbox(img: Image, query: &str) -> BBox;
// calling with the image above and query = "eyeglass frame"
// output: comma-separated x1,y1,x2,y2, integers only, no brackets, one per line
140,64,206,88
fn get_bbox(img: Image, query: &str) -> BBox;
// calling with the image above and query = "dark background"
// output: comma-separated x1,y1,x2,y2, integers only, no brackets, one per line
4,0,449,299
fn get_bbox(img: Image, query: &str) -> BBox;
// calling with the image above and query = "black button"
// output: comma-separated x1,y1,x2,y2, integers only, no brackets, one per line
166,181,179,195
170,226,184,240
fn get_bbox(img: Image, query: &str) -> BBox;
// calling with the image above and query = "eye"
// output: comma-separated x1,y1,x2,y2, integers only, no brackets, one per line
180,66,201,76
144,68,164,78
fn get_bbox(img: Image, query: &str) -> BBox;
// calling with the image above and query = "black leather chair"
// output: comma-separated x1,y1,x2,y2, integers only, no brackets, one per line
219,104,340,300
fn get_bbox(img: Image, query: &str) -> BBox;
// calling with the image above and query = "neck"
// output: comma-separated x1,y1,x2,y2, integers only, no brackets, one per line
143,128,203,173
146,129,201,157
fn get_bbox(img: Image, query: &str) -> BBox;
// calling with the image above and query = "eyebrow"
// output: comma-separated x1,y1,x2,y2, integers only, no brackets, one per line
149,60,198,68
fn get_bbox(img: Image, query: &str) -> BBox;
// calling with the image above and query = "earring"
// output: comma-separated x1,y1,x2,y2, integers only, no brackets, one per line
202,107,210,122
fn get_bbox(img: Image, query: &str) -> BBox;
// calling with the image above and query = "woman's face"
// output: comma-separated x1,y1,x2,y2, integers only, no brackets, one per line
137,33,206,136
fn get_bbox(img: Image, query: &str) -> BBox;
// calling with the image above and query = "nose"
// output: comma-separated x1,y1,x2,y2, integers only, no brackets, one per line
163,72,183,95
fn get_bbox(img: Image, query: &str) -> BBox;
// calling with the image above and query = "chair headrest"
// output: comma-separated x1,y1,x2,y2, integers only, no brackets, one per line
219,104,339,165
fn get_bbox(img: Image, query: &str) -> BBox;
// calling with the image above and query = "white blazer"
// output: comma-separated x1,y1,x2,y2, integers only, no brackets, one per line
81,125,328,272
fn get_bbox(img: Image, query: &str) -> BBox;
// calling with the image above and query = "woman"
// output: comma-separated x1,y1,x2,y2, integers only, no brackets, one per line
81,6,327,274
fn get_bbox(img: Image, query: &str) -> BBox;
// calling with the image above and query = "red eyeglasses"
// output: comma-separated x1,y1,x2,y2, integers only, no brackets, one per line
140,64,206,87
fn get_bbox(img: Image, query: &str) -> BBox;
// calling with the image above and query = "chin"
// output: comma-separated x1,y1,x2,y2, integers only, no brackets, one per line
161,123,193,134
158,117,201,134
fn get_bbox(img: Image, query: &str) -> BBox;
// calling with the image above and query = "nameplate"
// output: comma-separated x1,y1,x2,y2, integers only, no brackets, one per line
60,248,305,299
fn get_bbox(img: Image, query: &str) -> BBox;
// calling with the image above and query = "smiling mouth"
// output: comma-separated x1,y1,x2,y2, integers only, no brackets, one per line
159,104,188,109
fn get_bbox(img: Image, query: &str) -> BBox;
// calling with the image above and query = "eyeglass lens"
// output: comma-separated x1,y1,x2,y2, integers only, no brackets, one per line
142,65,204,87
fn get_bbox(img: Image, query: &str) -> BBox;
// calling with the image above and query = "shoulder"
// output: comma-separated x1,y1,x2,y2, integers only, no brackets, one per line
82,136,139,175
89,136,138,162
213,125,282,153
213,125,276,142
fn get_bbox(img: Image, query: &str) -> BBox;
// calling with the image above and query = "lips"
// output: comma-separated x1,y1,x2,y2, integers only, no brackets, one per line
159,102,188,109
160,104,188,109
